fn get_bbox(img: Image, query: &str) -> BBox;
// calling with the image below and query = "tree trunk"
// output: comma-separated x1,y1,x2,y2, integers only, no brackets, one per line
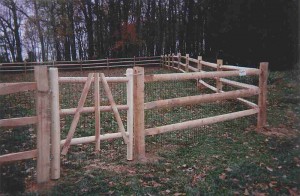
33,0,46,61
68,0,76,60
81,0,94,59
11,1,22,62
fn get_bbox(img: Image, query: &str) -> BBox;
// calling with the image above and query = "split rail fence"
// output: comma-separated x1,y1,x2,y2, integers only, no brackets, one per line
0,54,268,184
0,56,160,73
0,67,51,183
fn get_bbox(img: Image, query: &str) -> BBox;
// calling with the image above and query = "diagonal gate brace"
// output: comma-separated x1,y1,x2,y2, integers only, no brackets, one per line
61,73,94,155
100,73,129,144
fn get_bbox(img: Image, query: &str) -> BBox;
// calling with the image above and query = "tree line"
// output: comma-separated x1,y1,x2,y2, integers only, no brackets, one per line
0,0,298,69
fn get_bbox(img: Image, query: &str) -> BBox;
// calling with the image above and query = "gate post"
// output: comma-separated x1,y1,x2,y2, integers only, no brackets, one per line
133,67,145,161
126,68,134,160
49,68,61,180
35,66,50,183
257,62,268,129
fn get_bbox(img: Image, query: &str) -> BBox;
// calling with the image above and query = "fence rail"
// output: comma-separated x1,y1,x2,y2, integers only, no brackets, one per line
0,54,268,185
0,67,50,183
0,56,161,73
160,53,267,128
131,53,268,161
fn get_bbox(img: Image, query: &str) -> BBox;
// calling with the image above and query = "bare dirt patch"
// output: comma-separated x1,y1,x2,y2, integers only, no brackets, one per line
83,160,136,175
260,127,299,138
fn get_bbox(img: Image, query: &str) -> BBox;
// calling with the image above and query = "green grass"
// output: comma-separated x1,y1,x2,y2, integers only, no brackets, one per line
1,67,299,195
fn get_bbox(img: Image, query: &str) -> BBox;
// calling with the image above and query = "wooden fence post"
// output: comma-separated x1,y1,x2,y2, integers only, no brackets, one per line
216,59,223,92
133,67,145,161
49,68,60,180
172,53,174,67
257,62,268,129
35,66,50,183
167,54,170,70
185,54,189,72
106,57,109,70
134,56,136,67
94,73,101,151
126,68,134,160
197,56,203,88
160,55,163,67
79,60,83,72
178,53,181,69
24,61,27,74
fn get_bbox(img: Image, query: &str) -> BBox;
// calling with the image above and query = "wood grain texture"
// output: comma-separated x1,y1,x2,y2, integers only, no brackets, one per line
0,82,37,95
94,73,101,151
49,68,61,180
0,116,37,127
126,69,134,160
35,66,50,183
146,109,258,136
257,62,268,128
145,89,258,110
0,150,37,164
133,67,145,161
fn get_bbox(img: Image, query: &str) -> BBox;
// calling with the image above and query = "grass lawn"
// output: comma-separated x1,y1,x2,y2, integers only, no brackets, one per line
0,67,299,195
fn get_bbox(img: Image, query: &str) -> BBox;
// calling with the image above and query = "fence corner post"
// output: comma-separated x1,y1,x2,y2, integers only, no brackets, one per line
216,59,223,92
133,66,146,161
49,68,61,180
35,66,51,183
257,62,268,129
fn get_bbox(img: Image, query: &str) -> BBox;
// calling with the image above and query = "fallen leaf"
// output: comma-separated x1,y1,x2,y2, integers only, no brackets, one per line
253,191,267,196
232,178,239,183
225,167,233,172
244,189,250,195
192,173,206,185
269,181,277,188
151,181,161,187
266,166,273,172
174,193,186,196
288,188,300,196
219,173,226,180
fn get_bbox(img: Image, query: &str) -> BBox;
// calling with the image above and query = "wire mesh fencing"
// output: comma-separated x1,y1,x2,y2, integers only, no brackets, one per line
0,64,259,193
59,78,128,163
144,67,257,155
0,83,36,193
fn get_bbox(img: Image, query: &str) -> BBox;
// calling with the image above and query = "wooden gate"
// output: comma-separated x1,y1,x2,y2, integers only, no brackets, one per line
49,68,134,179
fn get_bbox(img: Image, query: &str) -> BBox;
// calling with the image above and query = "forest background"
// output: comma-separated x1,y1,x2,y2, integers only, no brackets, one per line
0,0,298,70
